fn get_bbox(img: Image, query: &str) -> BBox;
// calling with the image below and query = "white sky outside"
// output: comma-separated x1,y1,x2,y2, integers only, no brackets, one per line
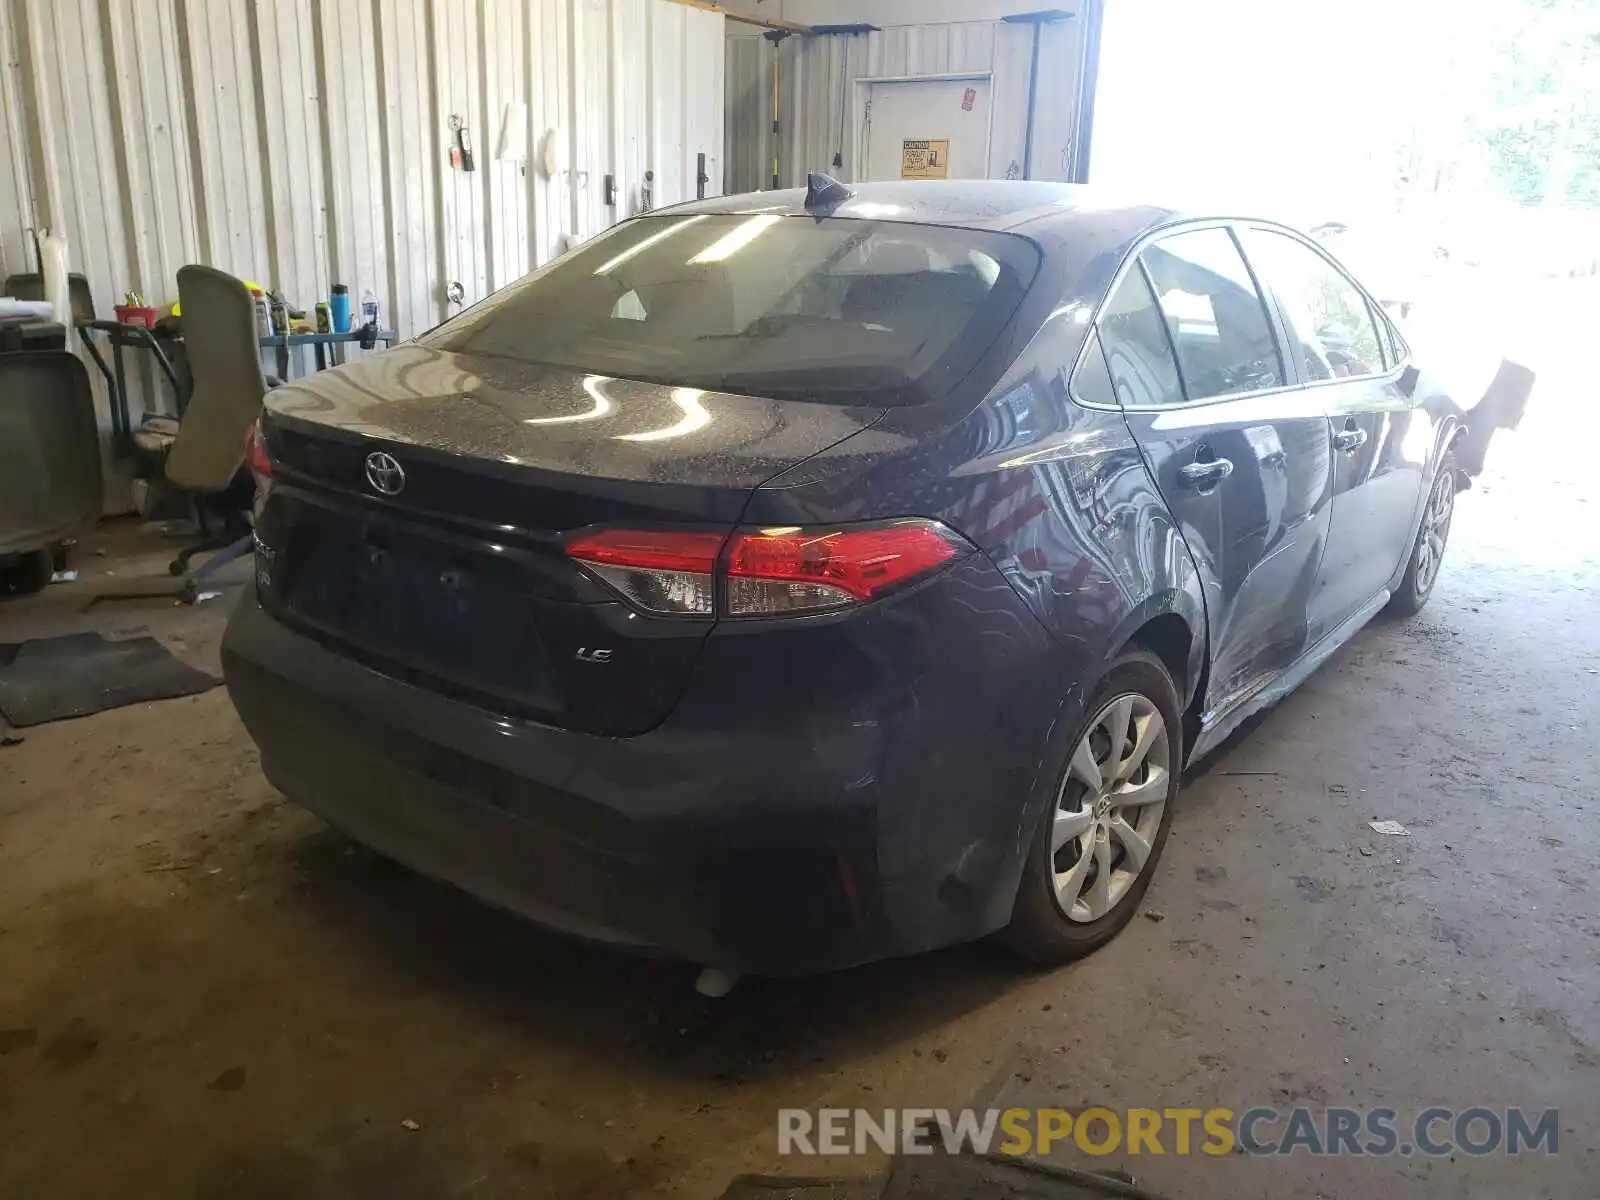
1091,0,1489,225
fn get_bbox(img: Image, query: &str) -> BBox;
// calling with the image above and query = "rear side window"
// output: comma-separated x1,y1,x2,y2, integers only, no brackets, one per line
419,214,1039,407
1375,309,1408,367
1071,330,1118,408
1237,229,1385,381
1097,268,1185,408
1390,319,1410,363
1141,228,1285,401
1373,313,1397,367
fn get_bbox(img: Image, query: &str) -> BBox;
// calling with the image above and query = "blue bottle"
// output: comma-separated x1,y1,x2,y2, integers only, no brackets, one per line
329,284,351,333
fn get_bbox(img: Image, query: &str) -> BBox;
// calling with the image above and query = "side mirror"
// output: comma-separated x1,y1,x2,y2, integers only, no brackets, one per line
1399,365,1420,398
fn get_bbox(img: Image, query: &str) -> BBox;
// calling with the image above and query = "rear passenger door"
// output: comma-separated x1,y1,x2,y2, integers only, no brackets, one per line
1100,225,1334,717
1235,227,1423,641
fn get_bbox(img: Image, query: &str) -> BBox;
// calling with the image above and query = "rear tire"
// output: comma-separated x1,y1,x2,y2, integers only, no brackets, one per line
1387,450,1458,617
1001,649,1182,965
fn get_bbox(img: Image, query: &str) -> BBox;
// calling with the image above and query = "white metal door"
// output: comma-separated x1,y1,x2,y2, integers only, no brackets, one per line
571,0,614,244
862,78,992,183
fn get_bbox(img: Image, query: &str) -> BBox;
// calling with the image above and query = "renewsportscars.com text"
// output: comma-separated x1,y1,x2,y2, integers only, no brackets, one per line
778,1106,1559,1158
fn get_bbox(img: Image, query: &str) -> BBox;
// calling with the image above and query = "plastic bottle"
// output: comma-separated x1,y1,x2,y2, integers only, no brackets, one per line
249,286,272,338
329,283,351,333
40,233,70,325
360,288,380,331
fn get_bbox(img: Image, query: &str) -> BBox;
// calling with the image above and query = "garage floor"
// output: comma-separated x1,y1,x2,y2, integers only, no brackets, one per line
2,369,1595,1199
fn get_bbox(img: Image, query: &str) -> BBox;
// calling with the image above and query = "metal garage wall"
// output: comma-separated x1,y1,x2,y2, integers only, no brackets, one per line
725,31,773,194
721,0,1033,21
723,4,1097,194
0,0,726,347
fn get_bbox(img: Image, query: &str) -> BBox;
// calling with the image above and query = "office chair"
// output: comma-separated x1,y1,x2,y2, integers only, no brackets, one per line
129,266,269,593
2,270,94,324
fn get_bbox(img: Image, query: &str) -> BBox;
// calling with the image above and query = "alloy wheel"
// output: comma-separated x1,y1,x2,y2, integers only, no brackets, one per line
1414,468,1456,594
1051,693,1171,923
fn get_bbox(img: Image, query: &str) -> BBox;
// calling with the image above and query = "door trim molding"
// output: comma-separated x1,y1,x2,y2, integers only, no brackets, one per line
1190,586,1390,763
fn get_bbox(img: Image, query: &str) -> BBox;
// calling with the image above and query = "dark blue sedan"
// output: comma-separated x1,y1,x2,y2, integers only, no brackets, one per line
223,179,1497,977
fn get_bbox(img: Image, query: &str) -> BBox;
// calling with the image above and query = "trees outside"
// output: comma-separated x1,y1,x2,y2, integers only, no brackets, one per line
1395,0,1600,209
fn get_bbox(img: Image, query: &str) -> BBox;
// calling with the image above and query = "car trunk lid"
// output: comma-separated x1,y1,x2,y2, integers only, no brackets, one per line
265,345,881,529
254,347,883,734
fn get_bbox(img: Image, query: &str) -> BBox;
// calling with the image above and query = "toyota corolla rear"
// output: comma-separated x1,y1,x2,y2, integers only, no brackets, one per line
222,206,1072,975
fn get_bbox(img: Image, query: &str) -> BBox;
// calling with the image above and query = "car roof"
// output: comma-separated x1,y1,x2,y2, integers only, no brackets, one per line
664,180,1184,244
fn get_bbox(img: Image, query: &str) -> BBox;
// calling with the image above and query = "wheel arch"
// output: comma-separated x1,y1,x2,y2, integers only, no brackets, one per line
1102,589,1207,713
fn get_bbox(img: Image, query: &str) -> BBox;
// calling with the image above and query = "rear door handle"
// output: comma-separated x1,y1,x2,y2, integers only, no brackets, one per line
1179,458,1234,488
1333,428,1369,452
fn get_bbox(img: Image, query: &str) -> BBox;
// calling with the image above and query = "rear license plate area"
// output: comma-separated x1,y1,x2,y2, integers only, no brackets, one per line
281,514,556,706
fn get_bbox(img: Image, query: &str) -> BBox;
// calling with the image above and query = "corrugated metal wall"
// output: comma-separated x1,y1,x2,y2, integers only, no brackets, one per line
723,8,1096,194
0,0,725,345
725,31,772,193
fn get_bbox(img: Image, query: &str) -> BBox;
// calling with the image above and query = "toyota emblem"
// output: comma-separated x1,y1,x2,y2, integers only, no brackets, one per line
365,450,406,496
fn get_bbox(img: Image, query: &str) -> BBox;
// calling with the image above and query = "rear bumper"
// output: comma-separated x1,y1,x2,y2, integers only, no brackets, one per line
222,557,1078,975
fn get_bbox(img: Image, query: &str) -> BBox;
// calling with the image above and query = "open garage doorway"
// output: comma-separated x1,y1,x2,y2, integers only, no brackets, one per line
1091,0,1600,541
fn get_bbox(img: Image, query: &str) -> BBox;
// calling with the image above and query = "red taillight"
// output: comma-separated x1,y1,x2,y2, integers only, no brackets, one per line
244,419,274,482
565,529,724,617
565,520,964,619
564,529,723,574
725,522,961,616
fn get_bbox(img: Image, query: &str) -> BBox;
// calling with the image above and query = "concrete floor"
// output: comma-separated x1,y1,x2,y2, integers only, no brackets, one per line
2,352,1596,1199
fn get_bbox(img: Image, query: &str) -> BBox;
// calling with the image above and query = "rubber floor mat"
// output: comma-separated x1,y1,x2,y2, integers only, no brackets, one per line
0,632,219,727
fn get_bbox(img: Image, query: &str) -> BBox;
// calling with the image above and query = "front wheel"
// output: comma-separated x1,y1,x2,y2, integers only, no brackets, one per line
1387,449,1458,617
1001,649,1182,965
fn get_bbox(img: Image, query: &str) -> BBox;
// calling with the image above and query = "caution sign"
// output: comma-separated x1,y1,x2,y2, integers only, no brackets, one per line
901,139,950,180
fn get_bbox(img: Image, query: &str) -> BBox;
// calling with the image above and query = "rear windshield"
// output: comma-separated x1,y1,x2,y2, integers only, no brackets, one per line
419,213,1040,406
